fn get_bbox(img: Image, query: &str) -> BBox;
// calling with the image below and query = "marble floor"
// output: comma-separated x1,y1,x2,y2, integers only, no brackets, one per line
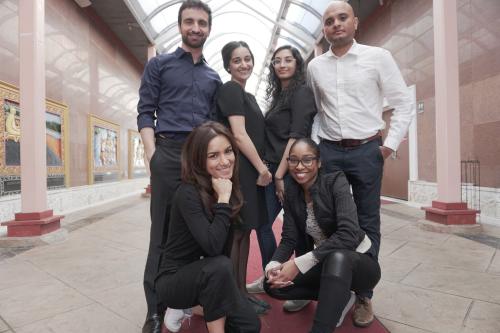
0,195,499,333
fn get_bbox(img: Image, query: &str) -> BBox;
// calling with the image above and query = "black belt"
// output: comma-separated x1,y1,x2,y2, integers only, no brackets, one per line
156,132,190,143
322,132,381,148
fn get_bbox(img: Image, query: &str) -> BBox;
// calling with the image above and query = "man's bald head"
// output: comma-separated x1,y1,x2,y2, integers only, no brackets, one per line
323,1,355,21
322,0,358,53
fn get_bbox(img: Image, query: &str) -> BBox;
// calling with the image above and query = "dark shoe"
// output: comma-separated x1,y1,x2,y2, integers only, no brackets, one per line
142,313,163,333
247,297,268,316
283,299,311,312
248,296,271,310
352,296,374,327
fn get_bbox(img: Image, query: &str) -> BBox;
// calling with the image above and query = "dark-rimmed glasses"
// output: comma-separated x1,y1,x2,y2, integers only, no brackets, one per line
286,156,319,167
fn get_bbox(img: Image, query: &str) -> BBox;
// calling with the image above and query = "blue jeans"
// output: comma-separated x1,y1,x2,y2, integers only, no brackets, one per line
256,162,281,270
318,138,384,299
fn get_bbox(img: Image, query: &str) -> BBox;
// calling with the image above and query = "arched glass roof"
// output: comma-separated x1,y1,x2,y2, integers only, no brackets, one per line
123,0,331,107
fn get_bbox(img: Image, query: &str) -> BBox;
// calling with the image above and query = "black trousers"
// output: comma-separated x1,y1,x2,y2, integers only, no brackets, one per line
156,256,261,332
265,250,380,333
319,138,383,298
143,138,184,314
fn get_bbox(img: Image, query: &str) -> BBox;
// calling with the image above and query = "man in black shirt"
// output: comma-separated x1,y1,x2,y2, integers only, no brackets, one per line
137,1,221,332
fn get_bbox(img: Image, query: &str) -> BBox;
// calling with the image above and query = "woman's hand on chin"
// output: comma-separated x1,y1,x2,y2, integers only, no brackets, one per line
212,178,233,203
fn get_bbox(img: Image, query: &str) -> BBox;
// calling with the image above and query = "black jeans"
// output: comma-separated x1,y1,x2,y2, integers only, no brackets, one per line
265,250,381,333
156,256,261,332
319,138,383,298
143,138,183,314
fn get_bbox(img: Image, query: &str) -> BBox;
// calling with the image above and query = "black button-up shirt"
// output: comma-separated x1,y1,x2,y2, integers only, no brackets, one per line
137,47,222,134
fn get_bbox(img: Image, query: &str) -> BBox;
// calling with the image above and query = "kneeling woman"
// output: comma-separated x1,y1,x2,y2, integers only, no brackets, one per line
264,138,380,333
156,122,260,333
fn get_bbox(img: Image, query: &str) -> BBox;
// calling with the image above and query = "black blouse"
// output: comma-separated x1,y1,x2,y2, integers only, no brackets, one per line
158,183,233,275
264,85,317,164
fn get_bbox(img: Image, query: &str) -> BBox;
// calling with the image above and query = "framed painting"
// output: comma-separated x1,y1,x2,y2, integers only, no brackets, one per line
128,129,147,179
0,80,69,196
88,114,121,184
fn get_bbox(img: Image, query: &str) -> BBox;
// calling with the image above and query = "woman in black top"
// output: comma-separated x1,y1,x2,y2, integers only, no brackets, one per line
247,45,316,293
155,122,260,333
217,41,272,312
264,138,381,333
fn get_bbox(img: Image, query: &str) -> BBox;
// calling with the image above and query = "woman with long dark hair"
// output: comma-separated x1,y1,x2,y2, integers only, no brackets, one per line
155,121,260,333
264,138,380,333
247,46,316,309
217,41,272,314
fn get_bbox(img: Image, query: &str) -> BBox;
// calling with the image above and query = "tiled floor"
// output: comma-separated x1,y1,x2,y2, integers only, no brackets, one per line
0,196,499,333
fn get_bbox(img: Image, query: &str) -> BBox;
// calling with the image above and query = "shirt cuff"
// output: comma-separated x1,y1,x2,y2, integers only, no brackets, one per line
294,252,319,274
383,136,400,152
264,261,282,278
356,234,372,253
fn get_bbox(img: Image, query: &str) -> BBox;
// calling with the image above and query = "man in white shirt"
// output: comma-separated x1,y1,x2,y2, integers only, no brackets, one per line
307,1,414,327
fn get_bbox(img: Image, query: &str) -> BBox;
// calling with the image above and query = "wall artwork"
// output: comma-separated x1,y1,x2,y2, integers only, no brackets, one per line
0,81,69,196
128,129,147,179
88,114,120,184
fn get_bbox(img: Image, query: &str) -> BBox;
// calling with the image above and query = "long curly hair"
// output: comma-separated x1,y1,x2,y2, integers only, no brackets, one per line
265,45,306,111
181,121,243,219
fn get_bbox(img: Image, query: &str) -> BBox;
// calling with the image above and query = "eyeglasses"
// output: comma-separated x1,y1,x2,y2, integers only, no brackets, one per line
286,156,319,167
271,57,295,66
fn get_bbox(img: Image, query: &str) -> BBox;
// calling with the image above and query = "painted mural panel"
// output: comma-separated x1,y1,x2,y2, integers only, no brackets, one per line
88,114,120,184
0,81,68,196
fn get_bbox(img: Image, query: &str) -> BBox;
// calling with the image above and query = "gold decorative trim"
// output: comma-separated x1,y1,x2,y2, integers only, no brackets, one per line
0,80,69,183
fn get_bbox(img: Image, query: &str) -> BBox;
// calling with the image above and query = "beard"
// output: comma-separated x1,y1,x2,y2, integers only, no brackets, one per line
181,33,207,49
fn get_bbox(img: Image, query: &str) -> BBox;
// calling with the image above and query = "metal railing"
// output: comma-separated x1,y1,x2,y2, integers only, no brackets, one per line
461,160,480,212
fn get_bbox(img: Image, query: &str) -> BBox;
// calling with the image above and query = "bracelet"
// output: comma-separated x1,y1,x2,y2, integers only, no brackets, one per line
274,176,283,181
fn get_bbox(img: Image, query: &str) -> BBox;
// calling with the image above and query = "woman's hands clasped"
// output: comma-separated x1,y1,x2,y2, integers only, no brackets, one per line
267,260,299,289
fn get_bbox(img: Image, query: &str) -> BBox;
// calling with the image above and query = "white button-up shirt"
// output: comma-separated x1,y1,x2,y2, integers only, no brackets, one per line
307,41,414,151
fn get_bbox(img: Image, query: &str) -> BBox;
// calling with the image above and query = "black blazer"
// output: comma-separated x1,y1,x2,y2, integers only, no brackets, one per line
271,170,369,264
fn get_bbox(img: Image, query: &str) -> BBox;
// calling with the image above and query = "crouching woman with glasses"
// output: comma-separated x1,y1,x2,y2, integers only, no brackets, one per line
264,138,380,333
155,122,260,333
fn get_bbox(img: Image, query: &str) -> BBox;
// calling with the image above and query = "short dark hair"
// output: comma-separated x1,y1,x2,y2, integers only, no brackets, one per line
178,0,212,29
289,138,320,159
181,121,243,218
221,41,255,73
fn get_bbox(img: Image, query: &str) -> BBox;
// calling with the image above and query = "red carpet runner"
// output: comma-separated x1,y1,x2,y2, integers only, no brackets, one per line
164,217,390,332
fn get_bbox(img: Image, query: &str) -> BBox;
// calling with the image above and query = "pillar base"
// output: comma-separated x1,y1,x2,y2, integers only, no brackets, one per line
1,210,63,237
422,201,478,225
141,184,151,198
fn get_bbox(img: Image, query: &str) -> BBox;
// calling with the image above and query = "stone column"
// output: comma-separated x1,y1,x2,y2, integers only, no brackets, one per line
422,0,477,225
2,0,62,236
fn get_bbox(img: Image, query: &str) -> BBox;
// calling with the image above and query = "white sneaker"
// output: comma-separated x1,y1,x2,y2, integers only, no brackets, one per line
246,275,265,294
164,308,192,333
283,299,311,312
336,292,356,327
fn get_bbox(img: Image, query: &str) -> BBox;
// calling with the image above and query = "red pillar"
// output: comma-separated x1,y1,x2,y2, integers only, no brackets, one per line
422,0,477,225
1,0,62,236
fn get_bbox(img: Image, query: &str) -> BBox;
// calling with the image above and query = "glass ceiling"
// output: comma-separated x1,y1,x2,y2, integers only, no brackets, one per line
123,0,332,108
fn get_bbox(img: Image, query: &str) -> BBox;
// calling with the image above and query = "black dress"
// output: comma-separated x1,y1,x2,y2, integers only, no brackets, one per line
217,81,268,230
